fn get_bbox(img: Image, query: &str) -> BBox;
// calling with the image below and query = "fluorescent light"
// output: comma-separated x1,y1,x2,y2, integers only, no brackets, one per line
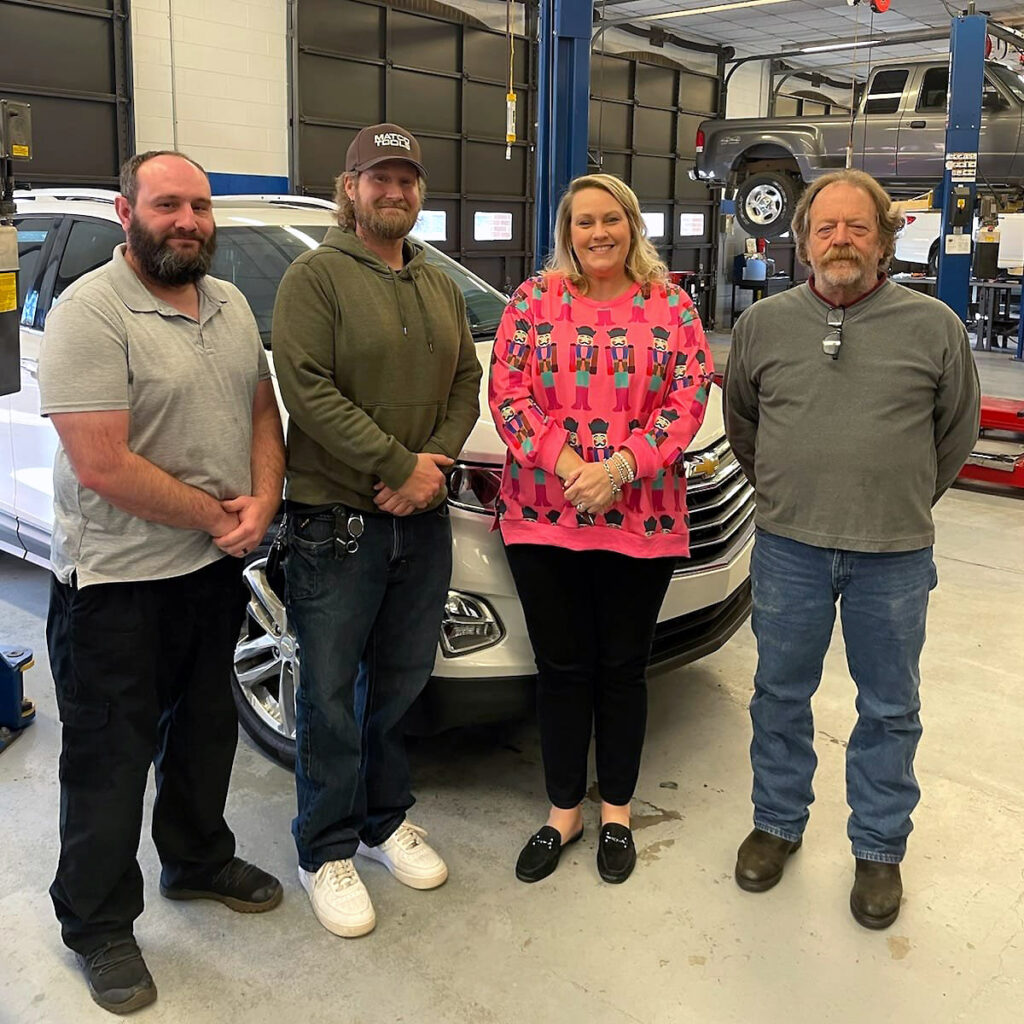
800,39,882,54
644,0,796,21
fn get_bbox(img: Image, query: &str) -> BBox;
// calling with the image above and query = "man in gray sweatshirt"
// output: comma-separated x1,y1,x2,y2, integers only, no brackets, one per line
724,169,979,929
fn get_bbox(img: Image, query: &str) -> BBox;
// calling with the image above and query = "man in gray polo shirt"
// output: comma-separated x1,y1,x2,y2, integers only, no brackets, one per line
38,151,286,1015
724,170,979,931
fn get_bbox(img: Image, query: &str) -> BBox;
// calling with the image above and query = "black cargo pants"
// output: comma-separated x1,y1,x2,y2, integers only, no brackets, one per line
46,556,247,954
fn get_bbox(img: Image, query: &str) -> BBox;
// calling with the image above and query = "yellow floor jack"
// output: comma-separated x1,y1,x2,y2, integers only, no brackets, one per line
0,645,35,753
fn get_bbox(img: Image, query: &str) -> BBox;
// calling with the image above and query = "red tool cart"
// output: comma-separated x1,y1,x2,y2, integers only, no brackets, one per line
959,397,1024,489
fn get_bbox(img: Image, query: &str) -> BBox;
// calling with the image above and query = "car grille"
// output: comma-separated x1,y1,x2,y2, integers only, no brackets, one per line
679,436,755,570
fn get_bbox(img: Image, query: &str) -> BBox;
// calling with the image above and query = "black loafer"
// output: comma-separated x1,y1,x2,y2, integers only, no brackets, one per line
160,856,283,912
734,828,802,893
516,824,584,883
597,823,636,884
850,859,903,930
77,938,157,1015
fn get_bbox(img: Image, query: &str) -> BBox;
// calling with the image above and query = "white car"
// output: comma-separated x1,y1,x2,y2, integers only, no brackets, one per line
895,208,1024,274
2,191,754,766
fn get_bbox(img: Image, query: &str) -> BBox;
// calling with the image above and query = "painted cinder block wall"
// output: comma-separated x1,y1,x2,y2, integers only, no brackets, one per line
131,0,289,193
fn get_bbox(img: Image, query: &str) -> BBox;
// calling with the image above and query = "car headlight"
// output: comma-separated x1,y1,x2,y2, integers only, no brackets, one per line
440,591,504,656
448,463,502,514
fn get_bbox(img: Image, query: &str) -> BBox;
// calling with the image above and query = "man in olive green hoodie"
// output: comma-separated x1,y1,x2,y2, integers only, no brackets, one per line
271,124,482,938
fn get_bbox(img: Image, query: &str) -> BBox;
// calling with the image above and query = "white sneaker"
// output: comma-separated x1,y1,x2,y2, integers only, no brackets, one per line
298,860,375,938
357,821,449,890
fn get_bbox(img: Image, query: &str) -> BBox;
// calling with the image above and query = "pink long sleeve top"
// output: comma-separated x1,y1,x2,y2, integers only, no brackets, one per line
487,272,713,558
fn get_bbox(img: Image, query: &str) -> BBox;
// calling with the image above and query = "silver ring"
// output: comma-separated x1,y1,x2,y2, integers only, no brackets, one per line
576,502,586,512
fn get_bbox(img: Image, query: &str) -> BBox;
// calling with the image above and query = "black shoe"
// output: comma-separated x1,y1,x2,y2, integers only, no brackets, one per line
596,823,636,884
850,859,903,930
77,938,156,1015
160,856,283,912
734,828,802,893
516,824,584,883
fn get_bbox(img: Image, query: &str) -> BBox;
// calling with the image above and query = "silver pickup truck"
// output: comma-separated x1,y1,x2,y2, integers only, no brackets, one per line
692,57,1024,237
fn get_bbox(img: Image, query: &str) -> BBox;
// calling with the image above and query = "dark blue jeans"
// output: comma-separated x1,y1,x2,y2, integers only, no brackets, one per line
748,529,937,863
284,504,452,872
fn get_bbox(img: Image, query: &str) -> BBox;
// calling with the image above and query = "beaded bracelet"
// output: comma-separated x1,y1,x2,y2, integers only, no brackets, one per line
602,461,622,498
611,450,635,485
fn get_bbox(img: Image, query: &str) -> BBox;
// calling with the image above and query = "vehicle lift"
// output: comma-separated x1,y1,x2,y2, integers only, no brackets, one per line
930,12,1024,490
534,0,592,267
0,99,36,752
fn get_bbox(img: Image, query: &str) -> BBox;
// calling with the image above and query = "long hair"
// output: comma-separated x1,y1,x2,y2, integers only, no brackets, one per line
791,169,905,270
545,173,668,295
333,170,427,231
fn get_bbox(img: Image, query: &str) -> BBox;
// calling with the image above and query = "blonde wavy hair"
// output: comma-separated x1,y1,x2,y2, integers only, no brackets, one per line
545,173,669,295
333,170,427,231
791,169,905,271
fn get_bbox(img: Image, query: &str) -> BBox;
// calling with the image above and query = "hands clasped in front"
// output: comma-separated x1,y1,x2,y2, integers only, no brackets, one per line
374,451,454,517
212,494,280,559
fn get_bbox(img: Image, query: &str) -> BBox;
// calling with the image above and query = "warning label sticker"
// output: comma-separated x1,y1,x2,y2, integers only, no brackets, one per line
0,273,16,313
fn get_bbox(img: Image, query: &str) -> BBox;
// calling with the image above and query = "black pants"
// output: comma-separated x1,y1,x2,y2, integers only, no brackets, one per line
504,544,675,808
46,556,248,954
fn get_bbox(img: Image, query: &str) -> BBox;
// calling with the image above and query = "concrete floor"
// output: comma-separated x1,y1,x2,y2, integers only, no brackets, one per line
1,347,1022,1024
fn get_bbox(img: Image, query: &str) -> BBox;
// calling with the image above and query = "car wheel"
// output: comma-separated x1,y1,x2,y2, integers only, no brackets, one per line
734,172,801,239
927,241,939,278
232,554,298,768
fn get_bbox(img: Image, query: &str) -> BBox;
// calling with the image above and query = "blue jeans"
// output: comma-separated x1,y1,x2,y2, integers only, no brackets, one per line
748,529,937,863
285,504,452,872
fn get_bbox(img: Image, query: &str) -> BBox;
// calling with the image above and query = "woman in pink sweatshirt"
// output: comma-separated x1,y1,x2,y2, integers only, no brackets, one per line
489,173,713,885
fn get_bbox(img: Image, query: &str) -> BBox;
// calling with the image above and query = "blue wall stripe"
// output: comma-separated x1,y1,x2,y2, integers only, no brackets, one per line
207,172,290,195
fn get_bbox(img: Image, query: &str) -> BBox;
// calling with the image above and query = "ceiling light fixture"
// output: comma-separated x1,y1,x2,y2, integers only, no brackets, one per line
642,0,798,22
799,38,883,53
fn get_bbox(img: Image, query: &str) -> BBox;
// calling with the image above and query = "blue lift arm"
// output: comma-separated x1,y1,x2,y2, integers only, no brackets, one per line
534,0,593,271
934,12,987,321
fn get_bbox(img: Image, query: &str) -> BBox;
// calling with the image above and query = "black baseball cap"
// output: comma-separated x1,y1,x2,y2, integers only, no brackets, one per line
345,123,426,177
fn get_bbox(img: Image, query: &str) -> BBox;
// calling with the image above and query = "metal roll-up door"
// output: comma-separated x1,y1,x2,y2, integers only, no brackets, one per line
291,0,534,294
0,0,131,186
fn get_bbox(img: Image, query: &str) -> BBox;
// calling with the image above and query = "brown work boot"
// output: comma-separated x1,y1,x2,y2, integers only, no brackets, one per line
734,828,802,892
850,859,903,929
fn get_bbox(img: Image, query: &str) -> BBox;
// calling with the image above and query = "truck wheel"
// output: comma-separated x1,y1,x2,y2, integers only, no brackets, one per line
735,172,801,238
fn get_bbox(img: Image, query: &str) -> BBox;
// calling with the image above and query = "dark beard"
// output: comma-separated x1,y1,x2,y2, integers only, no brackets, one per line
128,218,217,286
353,195,418,240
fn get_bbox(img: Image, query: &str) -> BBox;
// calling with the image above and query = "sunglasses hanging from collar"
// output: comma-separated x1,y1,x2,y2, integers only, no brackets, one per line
823,306,845,360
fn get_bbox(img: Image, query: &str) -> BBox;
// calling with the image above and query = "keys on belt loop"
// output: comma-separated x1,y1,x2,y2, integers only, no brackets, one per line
345,512,364,554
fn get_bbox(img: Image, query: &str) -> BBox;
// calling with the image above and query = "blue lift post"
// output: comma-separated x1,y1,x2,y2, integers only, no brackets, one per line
534,0,593,270
934,12,987,321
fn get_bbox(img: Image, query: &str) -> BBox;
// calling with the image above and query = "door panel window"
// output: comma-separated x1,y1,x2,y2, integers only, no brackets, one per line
48,219,125,317
14,217,57,328
864,70,908,115
916,67,948,112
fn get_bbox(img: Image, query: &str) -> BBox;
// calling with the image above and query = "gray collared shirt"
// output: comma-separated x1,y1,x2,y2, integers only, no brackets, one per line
39,244,270,586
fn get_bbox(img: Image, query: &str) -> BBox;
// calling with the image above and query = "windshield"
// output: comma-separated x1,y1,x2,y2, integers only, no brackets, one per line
988,64,1024,103
420,247,506,336
209,223,505,347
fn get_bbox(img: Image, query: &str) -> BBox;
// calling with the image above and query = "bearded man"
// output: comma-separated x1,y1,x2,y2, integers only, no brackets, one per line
270,124,480,938
37,151,285,1015
724,170,979,929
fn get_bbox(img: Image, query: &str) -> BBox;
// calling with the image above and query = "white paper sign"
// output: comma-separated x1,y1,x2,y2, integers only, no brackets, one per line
944,233,972,255
474,212,513,241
